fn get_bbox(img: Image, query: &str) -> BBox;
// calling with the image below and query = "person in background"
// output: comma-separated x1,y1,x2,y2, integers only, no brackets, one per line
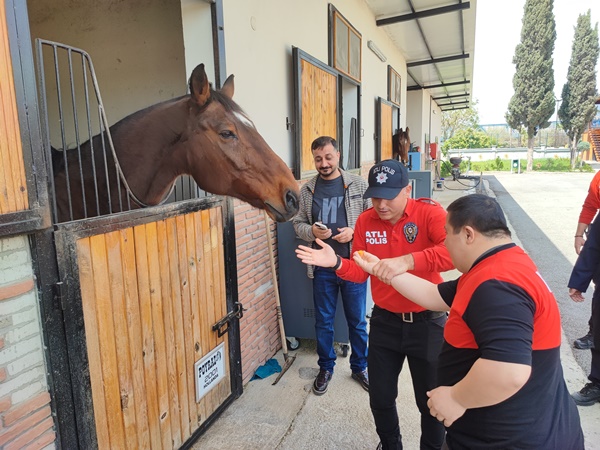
354,194,584,450
568,217,600,406
572,170,600,350
292,136,371,395
296,159,453,450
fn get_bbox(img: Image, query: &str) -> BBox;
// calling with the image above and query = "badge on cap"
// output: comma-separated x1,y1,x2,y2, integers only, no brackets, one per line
404,222,418,243
376,173,388,184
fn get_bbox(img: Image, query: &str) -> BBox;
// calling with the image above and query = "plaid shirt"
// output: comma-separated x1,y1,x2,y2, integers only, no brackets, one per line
292,169,371,278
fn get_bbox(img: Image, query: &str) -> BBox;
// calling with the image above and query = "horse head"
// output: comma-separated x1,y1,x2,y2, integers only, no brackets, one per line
392,127,410,166
181,64,299,222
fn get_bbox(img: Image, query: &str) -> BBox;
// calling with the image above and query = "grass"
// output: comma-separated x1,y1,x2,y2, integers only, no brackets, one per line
440,157,594,177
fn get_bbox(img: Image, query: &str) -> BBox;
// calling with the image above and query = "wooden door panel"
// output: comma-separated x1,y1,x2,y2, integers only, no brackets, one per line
293,48,339,179
77,208,230,449
0,1,28,214
377,98,394,162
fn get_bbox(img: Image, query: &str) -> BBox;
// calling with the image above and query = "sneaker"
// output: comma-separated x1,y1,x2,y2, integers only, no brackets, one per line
573,332,595,350
352,369,369,392
571,382,600,406
312,369,332,395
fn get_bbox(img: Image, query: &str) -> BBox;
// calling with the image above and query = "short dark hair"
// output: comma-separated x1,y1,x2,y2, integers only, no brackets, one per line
311,136,338,151
446,194,511,238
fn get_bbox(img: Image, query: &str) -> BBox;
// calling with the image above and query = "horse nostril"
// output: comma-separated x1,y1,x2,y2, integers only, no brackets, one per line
285,190,299,213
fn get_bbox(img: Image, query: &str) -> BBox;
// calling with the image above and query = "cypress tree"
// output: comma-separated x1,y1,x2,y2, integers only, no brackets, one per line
506,0,556,172
558,10,599,168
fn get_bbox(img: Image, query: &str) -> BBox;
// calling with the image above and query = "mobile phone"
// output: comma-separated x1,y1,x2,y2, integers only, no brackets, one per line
314,222,327,230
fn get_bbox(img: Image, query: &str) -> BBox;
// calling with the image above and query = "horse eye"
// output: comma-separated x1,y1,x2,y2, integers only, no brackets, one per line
219,130,237,139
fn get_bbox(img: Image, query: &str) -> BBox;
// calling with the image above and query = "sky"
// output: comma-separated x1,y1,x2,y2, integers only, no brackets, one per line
472,0,599,125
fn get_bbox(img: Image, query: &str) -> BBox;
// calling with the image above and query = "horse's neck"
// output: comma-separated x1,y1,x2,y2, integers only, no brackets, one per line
112,98,188,204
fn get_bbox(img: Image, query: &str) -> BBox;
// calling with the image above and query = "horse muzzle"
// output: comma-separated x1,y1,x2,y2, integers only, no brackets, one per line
265,189,299,222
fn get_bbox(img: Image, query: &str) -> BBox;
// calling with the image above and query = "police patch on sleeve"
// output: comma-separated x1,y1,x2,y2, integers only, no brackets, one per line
403,222,418,243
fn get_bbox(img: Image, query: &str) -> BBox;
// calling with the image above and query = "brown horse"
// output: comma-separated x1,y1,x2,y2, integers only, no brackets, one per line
392,127,411,166
51,63,299,223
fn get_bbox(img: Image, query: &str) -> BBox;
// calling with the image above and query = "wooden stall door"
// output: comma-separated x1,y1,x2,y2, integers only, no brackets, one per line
293,47,339,179
0,0,28,214
74,207,230,449
376,97,394,162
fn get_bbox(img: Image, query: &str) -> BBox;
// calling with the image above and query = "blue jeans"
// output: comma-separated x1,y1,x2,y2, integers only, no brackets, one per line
312,267,368,373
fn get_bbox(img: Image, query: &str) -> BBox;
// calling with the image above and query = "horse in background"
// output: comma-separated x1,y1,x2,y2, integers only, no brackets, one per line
51,63,299,223
392,127,411,166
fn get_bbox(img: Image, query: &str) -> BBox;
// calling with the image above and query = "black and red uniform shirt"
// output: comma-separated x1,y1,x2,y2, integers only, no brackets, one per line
437,244,583,450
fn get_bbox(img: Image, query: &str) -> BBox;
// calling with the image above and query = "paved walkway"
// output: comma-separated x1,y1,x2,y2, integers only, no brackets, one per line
193,175,600,450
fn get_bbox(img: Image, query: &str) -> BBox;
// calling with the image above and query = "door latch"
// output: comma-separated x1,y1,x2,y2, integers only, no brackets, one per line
212,302,246,337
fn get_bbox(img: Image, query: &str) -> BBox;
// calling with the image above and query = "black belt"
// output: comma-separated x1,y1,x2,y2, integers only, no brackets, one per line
375,306,446,323
395,310,446,323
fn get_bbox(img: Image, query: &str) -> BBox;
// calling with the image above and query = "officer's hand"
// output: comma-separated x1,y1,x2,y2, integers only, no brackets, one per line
296,239,337,268
372,255,415,285
353,250,380,275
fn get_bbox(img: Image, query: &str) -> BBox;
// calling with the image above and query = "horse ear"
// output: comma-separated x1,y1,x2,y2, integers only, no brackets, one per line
405,127,410,135
189,64,211,107
220,74,235,99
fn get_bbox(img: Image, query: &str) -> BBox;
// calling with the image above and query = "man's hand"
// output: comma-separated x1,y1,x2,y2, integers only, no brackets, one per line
353,250,380,275
427,386,466,428
371,255,415,285
332,227,353,244
312,223,332,240
569,288,585,302
295,239,337,268
575,236,585,255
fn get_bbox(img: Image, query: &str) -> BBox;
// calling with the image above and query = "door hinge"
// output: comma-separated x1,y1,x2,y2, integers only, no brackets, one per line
52,281,66,310
212,302,245,337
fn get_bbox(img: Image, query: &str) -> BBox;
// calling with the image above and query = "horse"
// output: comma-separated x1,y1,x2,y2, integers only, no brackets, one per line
392,127,411,166
51,63,299,223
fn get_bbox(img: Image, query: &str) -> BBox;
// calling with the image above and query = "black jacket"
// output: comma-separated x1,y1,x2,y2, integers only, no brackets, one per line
568,221,600,292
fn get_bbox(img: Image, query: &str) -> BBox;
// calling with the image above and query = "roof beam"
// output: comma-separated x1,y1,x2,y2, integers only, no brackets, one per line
432,93,470,100
376,2,471,26
408,80,470,91
407,53,469,68
441,106,470,111
437,100,470,107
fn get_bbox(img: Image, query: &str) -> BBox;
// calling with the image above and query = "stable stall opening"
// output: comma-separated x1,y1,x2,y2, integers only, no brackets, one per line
37,40,209,224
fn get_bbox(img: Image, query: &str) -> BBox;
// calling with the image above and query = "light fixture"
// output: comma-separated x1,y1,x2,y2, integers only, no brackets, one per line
367,40,386,62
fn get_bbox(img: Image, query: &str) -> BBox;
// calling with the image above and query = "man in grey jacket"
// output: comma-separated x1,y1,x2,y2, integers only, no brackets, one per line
293,136,371,395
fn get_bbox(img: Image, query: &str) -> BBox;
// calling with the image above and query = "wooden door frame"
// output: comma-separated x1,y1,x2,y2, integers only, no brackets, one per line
292,47,342,180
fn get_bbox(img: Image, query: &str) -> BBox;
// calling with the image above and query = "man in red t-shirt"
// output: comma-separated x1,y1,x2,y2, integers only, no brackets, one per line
573,170,600,349
296,159,453,450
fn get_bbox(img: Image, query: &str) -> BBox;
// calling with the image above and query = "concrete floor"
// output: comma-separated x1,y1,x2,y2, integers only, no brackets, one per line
193,175,600,450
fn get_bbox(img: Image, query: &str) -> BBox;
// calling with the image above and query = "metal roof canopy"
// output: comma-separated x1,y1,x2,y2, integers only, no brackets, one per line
365,0,477,112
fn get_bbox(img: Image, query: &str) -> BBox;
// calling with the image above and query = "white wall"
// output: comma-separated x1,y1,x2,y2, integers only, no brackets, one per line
28,0,187,145
221,0,409,167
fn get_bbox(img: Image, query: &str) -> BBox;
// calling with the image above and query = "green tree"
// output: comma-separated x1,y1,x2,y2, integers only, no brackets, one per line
558,10,599,169
441,128,492,151
441,100,480,142
506,0,556,172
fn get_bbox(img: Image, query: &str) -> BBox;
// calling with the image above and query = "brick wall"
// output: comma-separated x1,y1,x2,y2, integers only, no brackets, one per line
233,200,281,384
0,236,56,450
